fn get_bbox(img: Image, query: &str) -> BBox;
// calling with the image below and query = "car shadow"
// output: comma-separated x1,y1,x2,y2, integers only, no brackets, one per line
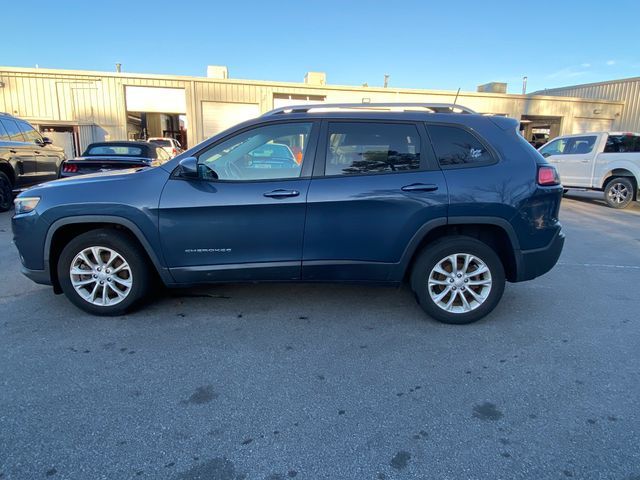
563,191,640,212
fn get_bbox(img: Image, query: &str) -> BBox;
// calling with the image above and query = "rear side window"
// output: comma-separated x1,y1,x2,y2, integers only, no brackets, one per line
604,134,640,153
325,122,421,176
0,119,26,142
427,125,495,167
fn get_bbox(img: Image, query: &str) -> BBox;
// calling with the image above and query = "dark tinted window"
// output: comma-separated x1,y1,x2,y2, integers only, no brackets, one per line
17,121,42,143
150,139,171,147
0,119,26,141
325,122,420,176
428,125,494,166
604,134,640,153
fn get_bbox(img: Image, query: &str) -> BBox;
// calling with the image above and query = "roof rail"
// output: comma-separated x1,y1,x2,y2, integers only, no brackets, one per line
262,102,477,116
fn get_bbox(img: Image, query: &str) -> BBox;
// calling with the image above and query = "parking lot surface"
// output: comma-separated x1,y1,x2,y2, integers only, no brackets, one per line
1,192,639,480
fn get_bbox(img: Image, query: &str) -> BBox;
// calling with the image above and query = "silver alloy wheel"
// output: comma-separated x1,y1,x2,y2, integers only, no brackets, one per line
607,182,630,204
69,246,133,306
428,253,492,314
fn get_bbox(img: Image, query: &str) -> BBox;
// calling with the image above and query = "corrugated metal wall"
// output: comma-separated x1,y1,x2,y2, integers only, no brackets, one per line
540,78,640,132
0,67,626,147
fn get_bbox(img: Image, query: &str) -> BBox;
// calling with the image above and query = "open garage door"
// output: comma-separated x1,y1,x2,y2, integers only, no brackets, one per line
201,102,260,139
572,117,614,134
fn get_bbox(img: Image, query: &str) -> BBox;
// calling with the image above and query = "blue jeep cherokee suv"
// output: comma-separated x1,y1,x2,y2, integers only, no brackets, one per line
12,103,564,324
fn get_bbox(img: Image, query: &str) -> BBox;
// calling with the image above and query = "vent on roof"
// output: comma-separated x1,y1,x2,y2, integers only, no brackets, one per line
207,66,229,79
304,72,326,86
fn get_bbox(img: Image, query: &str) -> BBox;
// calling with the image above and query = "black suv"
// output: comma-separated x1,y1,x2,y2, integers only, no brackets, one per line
0,112,66,211
12,103,565,324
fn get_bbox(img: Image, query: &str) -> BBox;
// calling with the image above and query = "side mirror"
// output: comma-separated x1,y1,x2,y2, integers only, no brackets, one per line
41,137,53,145
175,156,200,179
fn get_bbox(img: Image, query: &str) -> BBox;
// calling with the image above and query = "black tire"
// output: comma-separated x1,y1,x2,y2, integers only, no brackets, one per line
604,177,635,209
57,228,151,316
0,172,13,212
410,236,505,325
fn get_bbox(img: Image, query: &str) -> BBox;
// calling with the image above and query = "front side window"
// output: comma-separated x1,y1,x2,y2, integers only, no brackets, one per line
540,136,596,156
539,138,566,156
427,125,494,167
325,122,421,176
17,121,43,143
198,122,312,181
0,119,26,142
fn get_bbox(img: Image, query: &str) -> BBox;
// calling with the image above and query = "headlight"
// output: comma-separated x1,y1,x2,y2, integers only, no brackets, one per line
14,197,40,214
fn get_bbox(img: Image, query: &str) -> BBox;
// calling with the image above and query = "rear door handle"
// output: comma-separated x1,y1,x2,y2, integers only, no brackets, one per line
9,149,17,154
401,183,439,192
263,189,300,198
34,151,41,155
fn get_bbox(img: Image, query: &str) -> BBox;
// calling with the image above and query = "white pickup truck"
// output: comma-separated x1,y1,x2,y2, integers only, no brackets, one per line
539,132,640,209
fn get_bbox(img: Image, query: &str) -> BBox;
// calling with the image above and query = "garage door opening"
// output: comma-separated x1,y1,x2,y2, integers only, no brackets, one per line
520,115,563,148
125,86,188,148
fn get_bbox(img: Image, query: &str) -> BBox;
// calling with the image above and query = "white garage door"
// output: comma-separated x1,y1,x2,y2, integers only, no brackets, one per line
201,102,260,138
572,117,614,134
125,86,186,114
273,97,324,110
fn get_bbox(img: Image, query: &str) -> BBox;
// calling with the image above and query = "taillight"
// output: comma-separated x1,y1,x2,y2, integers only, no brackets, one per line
537,165,560,186
62,163,79,173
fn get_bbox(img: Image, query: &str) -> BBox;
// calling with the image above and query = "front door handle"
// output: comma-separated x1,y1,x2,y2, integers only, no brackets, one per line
401,183,439,192
263,189,300,198
9,149,17,154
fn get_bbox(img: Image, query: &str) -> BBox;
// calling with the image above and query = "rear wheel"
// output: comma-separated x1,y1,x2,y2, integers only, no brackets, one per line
604,177,634,209
0,172,12,212
57,229,151,316
410,236,505,324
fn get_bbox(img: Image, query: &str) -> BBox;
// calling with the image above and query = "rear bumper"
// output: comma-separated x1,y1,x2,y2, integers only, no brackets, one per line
514,227,565,282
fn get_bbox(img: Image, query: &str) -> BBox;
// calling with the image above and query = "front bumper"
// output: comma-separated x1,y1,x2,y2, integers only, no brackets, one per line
514,227,565,282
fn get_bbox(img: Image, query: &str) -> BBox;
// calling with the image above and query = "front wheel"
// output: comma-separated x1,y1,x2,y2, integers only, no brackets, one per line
604,177,635,209
410,236,505,324
57,229,151,316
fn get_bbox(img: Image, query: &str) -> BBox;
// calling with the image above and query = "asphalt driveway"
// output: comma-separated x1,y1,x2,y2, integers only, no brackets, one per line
1,192,639,480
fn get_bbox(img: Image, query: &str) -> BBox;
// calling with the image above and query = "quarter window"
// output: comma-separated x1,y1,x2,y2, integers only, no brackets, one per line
0,121,9,142
325,122,421,176
198,122,312,181
427,125,494,167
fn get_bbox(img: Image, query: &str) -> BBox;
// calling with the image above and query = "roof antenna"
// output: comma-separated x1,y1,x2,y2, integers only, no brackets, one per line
453,87,461,107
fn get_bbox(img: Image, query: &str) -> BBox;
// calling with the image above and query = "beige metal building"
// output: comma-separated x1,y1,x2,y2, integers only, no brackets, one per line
535,77,640,133
0,65,625,158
